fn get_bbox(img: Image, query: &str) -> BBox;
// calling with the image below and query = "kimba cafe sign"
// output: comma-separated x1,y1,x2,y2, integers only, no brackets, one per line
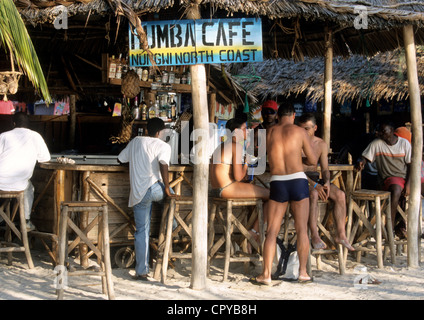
129,18,263,67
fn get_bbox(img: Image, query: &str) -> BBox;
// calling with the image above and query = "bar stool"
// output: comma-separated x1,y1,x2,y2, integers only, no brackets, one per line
309,200,345,275
345,190,396,268
208,198,264,281
393,195,423,254
0,190,34,269
154,196,193,284
56,201,115,300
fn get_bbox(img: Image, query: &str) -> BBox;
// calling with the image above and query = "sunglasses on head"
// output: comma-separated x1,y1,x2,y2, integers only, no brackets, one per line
262,108,276,115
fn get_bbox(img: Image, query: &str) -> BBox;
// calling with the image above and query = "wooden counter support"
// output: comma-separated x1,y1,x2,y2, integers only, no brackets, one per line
34,162,193,267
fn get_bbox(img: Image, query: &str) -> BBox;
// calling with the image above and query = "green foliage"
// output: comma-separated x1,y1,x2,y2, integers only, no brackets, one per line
0,0,51,103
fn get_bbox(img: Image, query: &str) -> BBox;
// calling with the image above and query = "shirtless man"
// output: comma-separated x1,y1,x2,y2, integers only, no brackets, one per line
250,103,317,285
297,113,354,251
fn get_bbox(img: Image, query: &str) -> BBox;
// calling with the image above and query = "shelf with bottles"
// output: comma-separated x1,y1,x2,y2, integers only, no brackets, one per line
108,56,193,93
132,90,180,124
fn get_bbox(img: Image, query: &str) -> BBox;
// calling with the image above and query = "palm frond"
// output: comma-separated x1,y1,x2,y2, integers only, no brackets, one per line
0,0,51,103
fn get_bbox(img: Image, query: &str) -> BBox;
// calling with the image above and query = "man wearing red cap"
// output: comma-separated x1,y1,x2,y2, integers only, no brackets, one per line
258,100,278,130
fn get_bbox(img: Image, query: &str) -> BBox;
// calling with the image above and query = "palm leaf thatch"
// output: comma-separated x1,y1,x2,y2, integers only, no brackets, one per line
232,47,424,105
0,0,51,103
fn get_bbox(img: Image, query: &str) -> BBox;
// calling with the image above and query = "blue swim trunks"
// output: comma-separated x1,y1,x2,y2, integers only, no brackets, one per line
269,172,309,203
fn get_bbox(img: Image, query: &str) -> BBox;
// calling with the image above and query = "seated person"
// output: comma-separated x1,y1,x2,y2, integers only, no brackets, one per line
0,112,51,231
356,120,411,233
210,118,269,240
297,113,354,251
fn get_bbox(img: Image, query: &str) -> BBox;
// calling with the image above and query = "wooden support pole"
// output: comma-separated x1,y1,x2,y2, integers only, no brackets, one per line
323,27,333,149
403,25,423,268
190,63,209,290
209,92,216,123
185,0,209,291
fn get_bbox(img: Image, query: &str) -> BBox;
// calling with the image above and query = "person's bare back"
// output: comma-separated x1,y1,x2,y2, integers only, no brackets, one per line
267,121,317,176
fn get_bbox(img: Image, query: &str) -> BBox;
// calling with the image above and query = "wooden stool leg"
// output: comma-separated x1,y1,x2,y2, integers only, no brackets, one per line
223,201,232,282
18,194,34,269
384,196,396,265
98,212,107,295
257,200,265,253
162,199,175,284
337,244,345,275
102,205,115,300
307,248,312,276
5,201,12,266
344,195,354,263
57,205,69,300
153,200,170,280
207,202,217,276
375,196,383,269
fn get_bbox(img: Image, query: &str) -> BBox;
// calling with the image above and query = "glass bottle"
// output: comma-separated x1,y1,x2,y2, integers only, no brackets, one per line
115,54,123,79
154,99,160,117
141,98,147,121
141,68,149,82
109,55,116,79
132,96,139,119
148,100,156,119
168,67,175,84
170,94,177,120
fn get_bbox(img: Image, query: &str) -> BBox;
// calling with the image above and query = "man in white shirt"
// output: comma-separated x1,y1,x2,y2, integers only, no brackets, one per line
0,112,51,231
356,120,411,231
118,118,174,280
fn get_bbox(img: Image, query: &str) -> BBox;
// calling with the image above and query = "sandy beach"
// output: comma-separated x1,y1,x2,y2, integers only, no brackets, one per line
1,237,424,304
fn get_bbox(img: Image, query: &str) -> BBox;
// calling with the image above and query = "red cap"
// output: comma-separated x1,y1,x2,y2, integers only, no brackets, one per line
261,100,278,111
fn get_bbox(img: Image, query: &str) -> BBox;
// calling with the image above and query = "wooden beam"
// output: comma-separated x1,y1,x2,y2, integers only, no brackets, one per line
186,1,209,291
74,54,103,71
403,25,423,268
323,27,333,149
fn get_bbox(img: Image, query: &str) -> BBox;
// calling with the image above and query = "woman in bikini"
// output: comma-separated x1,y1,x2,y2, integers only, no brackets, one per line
209,118,269,239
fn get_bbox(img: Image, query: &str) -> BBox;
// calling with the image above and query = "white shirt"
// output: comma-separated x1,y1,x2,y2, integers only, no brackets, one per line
0,127,51,191
118,136,171,207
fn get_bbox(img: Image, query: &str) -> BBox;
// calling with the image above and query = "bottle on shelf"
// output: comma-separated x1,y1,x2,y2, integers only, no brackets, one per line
141,98,147,121
115,54,123,79
169,94,177,120
133,96,140,120
122,55,129,75
141,68,149,82
162,68,169,84
108,55,117,79
168,67,175,84
181,66,187,84
186,69,191,85
154,99,160,117
148,100,156,119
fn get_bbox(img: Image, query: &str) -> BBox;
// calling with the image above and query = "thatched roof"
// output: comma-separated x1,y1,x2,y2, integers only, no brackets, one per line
16,0,424,27
14,0,424,60
232,47,424,104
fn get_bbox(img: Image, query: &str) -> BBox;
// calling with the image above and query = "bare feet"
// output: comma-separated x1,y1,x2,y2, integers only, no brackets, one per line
311,238,327,250
249,275,271,286
336,238,355,251
298,275,313,284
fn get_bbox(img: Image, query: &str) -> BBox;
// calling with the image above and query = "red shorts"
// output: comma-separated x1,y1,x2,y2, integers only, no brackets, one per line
383,177,406,190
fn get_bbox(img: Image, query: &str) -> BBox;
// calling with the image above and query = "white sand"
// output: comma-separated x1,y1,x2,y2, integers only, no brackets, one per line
1,240,424,301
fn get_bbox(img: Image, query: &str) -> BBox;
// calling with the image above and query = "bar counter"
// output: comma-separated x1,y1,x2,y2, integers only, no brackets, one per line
31,159,193,266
